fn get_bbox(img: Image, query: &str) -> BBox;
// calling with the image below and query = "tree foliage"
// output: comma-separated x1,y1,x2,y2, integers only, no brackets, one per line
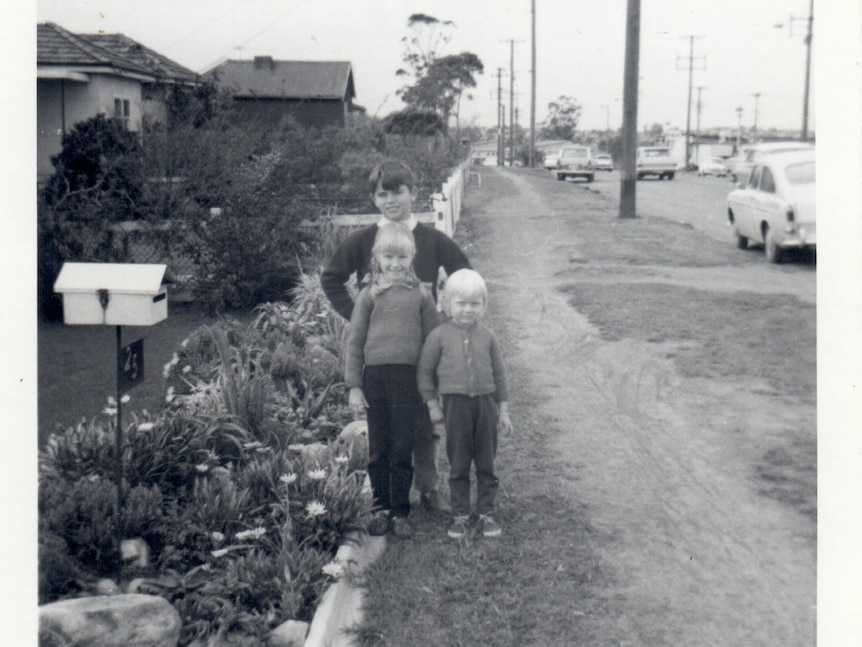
395,14,456,87
541,96,583,141
399,53,483,131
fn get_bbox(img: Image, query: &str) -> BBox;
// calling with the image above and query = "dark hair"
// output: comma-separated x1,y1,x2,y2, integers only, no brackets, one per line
367,160,416,194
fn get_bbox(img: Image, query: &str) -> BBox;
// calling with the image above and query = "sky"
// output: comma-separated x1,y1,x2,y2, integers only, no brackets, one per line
34,0,818,134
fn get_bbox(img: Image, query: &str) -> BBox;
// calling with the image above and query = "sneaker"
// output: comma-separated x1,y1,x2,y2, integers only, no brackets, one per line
477,513,501,537
421,490,451,513
367,510,390,536
390,516,413,538
447,515,470,539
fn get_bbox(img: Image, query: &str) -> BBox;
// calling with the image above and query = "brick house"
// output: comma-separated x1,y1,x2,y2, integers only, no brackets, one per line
37,22,198,182
205,56,365,129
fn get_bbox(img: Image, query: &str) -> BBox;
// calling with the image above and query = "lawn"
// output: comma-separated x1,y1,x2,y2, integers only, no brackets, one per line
37,302,232,447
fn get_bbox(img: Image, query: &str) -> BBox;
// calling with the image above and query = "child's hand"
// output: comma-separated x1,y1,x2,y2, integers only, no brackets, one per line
348,387,368,419
427,399,445,424
497,412,514,436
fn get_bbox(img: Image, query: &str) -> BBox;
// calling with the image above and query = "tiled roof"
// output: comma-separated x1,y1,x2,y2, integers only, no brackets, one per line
206,58,355,101
85,33,197,83
37,22,196,83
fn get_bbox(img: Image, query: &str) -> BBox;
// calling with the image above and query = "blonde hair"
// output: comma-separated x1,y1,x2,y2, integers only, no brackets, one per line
369,222,419,296
441,268,487,316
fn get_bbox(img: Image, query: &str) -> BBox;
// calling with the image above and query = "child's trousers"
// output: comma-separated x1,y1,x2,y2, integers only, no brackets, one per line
443,393,499,516
363,364,420,518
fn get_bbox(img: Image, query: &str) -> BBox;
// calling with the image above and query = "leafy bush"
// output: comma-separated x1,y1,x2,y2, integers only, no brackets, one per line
38,276,372,643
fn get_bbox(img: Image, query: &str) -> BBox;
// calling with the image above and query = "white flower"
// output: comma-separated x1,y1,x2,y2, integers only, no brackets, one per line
196,463,209,473
334,455,349,465
165,386,175,403
322,561,345,578
235,527,266,541
121,394,131,404
182,365,192,374
102,406,117,416
107,396,117,406
279,473,297,485
181,338,189,349
137,422,155,432
211,549,228,558
307,468,326,481
210,531,225,545
306,500,327,517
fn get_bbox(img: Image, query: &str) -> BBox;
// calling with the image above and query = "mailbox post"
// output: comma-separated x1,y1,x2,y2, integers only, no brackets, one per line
54,262,169,580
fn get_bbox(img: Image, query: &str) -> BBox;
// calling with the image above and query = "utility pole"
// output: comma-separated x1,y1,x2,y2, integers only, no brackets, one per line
694,86,706,165
787,0,815,141
751,92,761,144
676,36,705,170
619,0,640,220
506,39,520,166
735,106,743,151
529,0,536,167
496,67,504,166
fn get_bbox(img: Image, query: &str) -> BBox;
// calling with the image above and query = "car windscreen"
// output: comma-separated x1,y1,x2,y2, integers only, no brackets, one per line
560,149,588,158
642,150,669,157
784,161,815,184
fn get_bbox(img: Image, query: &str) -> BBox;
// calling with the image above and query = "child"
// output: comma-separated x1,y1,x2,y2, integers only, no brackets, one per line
322,159,471,513
417,269,514,539
343,222,440,537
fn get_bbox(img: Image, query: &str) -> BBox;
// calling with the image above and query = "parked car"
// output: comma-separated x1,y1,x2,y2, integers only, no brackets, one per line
542,149,563,170
726,149,815,263
594,153,613,171
697,156,728,177
554,146,595,182
635,147,675,180
726,141,814,184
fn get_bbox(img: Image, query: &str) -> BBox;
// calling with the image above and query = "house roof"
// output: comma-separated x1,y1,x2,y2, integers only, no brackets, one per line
37,22,197,84
206,58,356,101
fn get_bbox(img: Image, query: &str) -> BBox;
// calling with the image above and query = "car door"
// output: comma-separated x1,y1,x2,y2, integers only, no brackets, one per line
751,165,784,244
734,166,761,241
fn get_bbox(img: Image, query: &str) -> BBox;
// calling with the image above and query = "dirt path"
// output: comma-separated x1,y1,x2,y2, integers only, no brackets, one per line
463,168,816,645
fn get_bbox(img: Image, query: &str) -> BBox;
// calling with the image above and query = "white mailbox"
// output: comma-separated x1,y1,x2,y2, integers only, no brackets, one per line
53,262,168,326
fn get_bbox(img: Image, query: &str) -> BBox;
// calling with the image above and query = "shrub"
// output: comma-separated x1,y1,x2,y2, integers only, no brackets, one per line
38,286,372,643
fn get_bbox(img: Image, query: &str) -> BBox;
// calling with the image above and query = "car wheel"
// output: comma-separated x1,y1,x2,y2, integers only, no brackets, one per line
636,173,643,180
734,231,748,249
556,173,564,181
666,173,675,180
587,175,594,183
764,226,784,263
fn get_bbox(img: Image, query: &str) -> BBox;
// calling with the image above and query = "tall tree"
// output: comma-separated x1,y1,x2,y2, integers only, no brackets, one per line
541,96,582,141
399,52,484,134
395,14,456,93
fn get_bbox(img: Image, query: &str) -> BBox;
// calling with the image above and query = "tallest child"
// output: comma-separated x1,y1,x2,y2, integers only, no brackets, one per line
322,160,471,513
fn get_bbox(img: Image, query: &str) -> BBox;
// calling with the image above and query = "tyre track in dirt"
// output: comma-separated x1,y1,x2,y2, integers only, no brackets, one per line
464,167,815,646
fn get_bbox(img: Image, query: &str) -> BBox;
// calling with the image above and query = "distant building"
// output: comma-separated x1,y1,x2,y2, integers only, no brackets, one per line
205,57,365,129
37,22,198,182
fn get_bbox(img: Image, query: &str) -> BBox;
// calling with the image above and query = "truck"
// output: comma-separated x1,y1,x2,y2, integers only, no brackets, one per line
636,146,676,180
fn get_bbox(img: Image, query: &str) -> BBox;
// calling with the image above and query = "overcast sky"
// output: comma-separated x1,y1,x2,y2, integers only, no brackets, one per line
36,0,817,134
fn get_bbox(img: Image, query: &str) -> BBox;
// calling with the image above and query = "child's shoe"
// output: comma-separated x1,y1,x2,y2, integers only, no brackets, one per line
447,515,470,539
390,516,413,538
367,510,390,536
477,513,501,537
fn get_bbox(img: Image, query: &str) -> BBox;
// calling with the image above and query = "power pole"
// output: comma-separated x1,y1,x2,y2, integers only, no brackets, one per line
676,36,705,169
506,39,520,166
751,92,761,144
619,0,640,220
694,86,706,165
788,0,815,141
529,0,536,167
496,67,504,166
735,106,743,151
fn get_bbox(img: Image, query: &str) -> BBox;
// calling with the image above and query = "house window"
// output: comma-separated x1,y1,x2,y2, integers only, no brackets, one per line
114,98,131,131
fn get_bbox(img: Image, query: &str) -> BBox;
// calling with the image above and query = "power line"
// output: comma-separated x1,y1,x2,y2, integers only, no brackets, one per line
676,35,705,169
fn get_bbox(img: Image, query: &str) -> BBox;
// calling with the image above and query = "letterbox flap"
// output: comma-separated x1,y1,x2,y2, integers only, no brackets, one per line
54,263,167,295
